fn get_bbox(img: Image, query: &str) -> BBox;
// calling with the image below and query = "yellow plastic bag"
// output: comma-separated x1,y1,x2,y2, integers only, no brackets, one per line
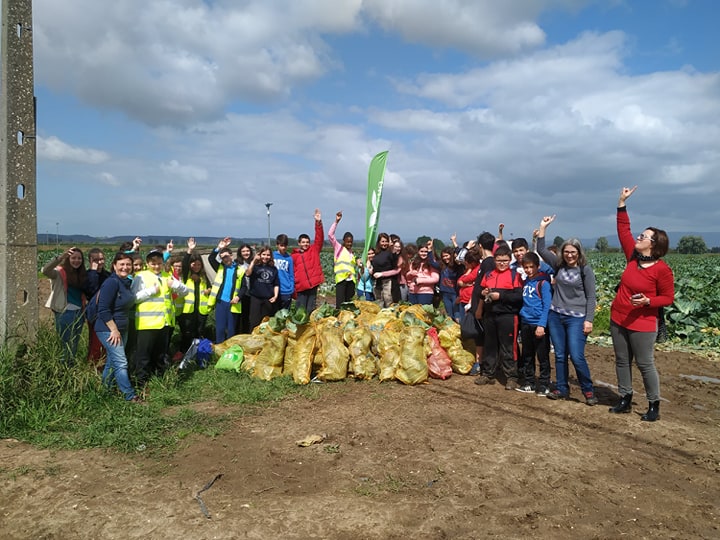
250,331,287,381
395,326,428,385
316,319,349,381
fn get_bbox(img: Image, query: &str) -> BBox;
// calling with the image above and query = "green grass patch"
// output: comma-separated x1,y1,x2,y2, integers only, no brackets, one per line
0,324,320,456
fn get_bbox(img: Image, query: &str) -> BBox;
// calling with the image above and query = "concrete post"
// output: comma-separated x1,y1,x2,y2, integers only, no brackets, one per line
1,0,39,344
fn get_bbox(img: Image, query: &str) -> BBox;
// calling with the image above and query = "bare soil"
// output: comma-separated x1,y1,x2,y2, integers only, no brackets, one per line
2,284,719,539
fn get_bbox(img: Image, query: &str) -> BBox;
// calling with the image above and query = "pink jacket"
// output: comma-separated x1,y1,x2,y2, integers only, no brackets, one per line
406,265,439,295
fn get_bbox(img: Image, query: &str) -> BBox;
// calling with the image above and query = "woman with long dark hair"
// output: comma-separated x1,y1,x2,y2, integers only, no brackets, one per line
609,186,675,422
42,247,91,364
370,233,398,307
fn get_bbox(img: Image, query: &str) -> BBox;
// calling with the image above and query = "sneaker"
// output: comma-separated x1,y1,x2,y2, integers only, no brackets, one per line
469,362,482,376
505,380,520,391
474,375,495,386
584,391,599,406
515,384,534,394
129,396,147,405
547,389,569,400
535,387,550,396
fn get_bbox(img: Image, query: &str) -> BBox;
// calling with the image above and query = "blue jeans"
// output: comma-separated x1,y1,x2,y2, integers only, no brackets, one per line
358,289,375,301
442,292,463,322
408,292,434,305
547,310,594,395
215,300,238,343
54,309,85,364
97,330,136,400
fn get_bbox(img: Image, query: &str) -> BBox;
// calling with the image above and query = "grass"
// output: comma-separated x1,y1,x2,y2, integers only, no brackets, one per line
0,323,320,456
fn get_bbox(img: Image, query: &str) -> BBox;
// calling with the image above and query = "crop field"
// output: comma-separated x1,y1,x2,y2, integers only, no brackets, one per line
37,246,720,350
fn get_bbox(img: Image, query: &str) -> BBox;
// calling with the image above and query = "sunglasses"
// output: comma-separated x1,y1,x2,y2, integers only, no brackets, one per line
637,233,655,243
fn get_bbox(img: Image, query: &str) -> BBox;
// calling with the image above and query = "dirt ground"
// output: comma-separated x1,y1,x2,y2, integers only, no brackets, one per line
2,284,719,539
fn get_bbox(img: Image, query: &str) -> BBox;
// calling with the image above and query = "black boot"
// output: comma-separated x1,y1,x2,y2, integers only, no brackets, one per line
608,392,633,414
641,401,660,422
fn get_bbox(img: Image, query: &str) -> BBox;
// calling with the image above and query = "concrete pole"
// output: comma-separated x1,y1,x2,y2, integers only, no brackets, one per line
1,0,39,344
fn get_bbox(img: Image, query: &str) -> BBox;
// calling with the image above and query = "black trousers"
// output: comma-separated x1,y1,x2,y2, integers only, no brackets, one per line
335,280,356,306
133,327,171,387
481,313,519,381
519,323,551,388
178,312,208,352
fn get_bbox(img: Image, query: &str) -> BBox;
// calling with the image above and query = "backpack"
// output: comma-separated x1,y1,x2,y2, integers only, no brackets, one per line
84,291,101,324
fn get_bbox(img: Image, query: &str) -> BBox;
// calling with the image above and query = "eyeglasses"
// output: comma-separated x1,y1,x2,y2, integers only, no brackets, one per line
495,259,510,265
562,251,578,256
637,233,655,242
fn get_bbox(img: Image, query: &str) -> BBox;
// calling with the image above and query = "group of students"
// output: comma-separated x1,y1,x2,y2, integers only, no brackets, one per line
361,187,674,421
43,188,674,419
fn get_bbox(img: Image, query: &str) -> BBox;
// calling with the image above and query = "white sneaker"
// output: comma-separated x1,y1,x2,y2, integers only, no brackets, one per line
515,384,534,394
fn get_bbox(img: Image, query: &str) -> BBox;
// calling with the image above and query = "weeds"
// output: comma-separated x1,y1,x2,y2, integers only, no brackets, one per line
1,323,317,456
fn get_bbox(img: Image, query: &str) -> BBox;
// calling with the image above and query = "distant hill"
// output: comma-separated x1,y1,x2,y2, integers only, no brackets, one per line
37,235,274,248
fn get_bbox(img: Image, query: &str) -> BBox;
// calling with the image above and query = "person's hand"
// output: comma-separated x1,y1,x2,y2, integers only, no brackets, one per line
540,215,556,229
217,236,231,250
132,237,142,251
583,321,593,335
187,237,196,252
166,240,174,253
374,271,382,278
314,208,322,222
230,295,240,304
535,326,546,338
335,211,342,223
64,247,77,260
108,328,122,346
269,295,278,304
532,228,540,239
619,185,637,206
450,233,457,247
630,293,650,307
427,239,433,250
498,223,504,234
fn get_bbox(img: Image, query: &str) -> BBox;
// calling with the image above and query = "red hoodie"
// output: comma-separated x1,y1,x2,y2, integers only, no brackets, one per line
291,220,325,292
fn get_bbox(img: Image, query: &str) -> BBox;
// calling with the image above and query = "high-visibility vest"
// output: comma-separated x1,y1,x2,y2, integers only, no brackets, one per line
135,270,175,330
334,248,357,284
183,276,211,315
207,265,245,314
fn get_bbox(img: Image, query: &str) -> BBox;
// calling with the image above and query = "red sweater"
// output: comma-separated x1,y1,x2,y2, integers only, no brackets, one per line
611,208,674,332
457,265,479,305
291,220,325,292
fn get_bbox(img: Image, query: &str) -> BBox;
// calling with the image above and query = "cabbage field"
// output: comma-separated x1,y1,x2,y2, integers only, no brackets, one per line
37,247,720,350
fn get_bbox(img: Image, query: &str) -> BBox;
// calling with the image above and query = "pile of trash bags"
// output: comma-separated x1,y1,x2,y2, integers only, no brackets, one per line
213,301,476,385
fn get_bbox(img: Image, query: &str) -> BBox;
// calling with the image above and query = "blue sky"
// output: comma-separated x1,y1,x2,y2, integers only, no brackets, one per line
16,0,720,245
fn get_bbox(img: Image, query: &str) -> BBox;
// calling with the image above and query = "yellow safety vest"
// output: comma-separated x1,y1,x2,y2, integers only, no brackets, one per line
135,270,175,330
334,248,357,284
207,265,245,314
183,276,211,315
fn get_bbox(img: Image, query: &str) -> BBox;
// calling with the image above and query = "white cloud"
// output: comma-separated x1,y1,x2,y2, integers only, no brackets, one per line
98,172,120,187
160,160,209,183
37,136,109,164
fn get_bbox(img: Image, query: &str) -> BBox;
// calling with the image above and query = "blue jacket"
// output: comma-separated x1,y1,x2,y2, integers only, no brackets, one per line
273,251,295,295
94,273,135,333
520,275,552,327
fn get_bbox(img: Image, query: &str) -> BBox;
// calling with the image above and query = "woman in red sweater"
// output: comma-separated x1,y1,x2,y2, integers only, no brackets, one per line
609,186,675,422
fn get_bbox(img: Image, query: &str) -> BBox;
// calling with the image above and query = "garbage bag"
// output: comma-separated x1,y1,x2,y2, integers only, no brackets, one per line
250,331,287,381
284,323,316,385
395,326,428,385
214,345,245,372
316,319,349,381
426,327,452,380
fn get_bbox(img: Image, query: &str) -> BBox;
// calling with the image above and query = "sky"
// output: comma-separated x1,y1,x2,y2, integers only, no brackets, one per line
9,0,720,245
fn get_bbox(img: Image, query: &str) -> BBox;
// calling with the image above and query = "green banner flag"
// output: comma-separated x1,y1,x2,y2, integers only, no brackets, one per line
362,151,389,263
